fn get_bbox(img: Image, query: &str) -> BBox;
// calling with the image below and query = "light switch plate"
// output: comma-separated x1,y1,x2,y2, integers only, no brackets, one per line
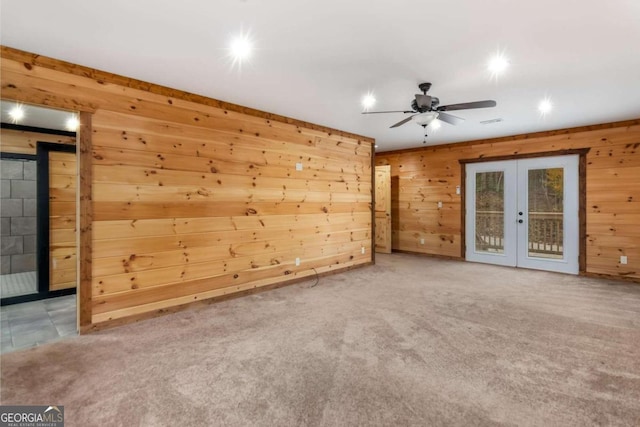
295,162,303,171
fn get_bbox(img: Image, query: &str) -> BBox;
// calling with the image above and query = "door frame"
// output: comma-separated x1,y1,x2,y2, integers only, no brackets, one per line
36,142,77,296
459,148,590,273
1,110,92,331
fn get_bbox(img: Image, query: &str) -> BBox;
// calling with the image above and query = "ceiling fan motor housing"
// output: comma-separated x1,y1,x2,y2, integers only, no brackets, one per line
411,98,428,113
411,96,439,113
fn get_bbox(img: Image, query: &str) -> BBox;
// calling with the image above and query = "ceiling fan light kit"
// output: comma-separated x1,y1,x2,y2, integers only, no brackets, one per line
362,82,497,140
414,112,438,126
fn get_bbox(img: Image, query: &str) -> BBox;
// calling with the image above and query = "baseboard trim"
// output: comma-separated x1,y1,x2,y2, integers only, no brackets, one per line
390,250,640,284
581,271,640,284
391,250,464,262
80,262,373,334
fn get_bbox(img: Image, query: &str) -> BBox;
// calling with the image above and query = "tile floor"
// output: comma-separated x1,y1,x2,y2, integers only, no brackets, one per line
0,295,77,354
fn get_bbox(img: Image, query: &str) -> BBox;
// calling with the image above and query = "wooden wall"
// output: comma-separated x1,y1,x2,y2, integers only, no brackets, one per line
0,46,373,329
0,128,75,154
49,150,77,291
376,121,640,281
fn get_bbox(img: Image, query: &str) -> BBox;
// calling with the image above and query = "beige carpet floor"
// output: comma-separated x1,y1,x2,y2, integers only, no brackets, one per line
1,253,640,426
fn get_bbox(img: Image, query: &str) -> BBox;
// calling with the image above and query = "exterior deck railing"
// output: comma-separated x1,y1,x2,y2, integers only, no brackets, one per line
475,211,563,255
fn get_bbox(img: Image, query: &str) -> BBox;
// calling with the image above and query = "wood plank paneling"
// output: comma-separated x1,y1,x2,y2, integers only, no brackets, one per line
92,212,370,240
48,151,77,291
374,165,391,253
376,122,640,282
1,46,374,329
0,128,75,154
91,251,370,319
78,111,92,328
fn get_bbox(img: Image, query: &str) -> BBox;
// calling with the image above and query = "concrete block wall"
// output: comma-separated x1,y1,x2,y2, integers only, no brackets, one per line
0,158,37,274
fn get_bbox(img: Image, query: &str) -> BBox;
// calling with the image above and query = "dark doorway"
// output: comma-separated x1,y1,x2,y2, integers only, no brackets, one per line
1,126,77,306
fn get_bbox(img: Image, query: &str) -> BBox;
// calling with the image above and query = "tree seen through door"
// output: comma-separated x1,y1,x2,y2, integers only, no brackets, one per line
474,168,564,257
527,168,564,258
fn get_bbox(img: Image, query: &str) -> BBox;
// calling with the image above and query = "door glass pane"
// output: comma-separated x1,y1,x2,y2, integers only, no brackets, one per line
528,168,563,259
475,171,504,254
0,158,38,299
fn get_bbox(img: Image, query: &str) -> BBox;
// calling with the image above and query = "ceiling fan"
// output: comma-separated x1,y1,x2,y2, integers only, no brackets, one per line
362,82,497,129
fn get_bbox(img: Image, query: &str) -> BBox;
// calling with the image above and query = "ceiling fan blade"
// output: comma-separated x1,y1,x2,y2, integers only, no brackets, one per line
390,115,415,128
436,112,464,126
362,110,414,115
437,100,497,112
415,94,432,109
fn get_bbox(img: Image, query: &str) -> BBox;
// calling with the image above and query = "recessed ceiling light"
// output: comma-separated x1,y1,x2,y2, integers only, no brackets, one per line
361,93,376,111
538,98,553,116
229,30,253,69
231,36,252,59
66,115,80,132
8,105,25,123
488,51,509,79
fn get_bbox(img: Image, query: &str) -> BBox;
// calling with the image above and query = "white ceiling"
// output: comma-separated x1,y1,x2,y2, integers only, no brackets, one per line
1,0,639,152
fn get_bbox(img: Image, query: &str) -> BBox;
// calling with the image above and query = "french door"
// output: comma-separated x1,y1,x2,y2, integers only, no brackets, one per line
465,155,579,274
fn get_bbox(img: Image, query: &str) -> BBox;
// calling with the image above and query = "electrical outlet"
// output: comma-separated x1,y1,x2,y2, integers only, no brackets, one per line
295,162,303,171
437,201,443,208
620,255,628,265
361,247,365,254
420,238,425,245
295,257,301,266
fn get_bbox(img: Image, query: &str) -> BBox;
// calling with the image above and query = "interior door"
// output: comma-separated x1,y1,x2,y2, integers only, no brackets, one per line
466,155,579,274
375,165,392,253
